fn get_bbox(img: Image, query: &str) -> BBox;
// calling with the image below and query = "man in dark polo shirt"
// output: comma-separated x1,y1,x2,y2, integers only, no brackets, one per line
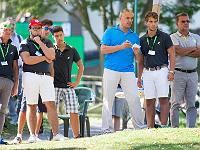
138,11,175,128
20,19,64,143
0,22,19,144
52,26,84,138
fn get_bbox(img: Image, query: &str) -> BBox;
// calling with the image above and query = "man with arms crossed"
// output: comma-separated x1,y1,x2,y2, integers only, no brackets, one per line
20,19,64,143
170,13,200,128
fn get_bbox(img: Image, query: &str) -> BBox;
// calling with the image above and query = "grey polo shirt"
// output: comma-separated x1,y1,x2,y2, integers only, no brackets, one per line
170,31,200,70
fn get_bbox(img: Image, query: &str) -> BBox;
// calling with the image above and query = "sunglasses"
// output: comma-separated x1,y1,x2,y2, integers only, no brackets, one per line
181,20,190,23
31,26,42,30
42,26,53,32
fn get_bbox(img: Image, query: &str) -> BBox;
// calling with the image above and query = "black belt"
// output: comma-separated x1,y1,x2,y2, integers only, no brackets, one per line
145,64,167,71
32,72,51,76
175,68,196,73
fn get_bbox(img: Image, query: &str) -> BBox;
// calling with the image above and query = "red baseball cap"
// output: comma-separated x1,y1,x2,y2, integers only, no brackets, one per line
29,19,43,28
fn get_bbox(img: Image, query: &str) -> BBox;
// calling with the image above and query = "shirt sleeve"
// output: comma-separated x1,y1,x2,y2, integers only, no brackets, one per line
165,34,173,50
170,34,179,46
19,41,29,54
139,37,145,55
45,39,53,48
100,28,111,46
194,34,200,46
73,48,81,63
13,46,19,60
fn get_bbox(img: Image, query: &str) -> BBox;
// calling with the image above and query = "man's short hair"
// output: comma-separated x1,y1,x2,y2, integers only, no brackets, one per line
144,11,158,22
119,8,133,18
41,19,53,26
52,26,63,35
176,12,189,22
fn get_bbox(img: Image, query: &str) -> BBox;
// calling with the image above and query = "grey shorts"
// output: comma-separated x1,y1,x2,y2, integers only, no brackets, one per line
112,97,129,118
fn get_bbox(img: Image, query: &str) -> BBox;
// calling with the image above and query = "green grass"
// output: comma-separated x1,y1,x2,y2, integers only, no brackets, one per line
1,128,200,150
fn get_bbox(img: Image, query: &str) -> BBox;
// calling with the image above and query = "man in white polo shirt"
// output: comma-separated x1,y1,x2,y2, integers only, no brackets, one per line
170,12,200,128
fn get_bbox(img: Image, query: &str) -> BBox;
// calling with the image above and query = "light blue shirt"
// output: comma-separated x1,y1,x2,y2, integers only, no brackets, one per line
100,25,140,72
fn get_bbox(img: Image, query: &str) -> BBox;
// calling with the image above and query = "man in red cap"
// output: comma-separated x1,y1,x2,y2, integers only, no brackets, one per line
20,19,65,143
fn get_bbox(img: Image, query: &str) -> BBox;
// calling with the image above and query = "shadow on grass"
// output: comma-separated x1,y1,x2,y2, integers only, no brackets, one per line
132,142,200,150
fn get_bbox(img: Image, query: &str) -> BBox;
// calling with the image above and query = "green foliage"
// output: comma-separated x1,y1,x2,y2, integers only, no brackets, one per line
160,0,200,33
5,0,57,18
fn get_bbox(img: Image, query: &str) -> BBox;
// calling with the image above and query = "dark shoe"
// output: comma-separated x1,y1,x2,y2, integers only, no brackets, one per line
0,138,8,145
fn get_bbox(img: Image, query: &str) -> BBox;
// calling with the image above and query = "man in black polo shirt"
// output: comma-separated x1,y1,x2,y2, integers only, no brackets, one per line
20,19,64,142
138,12,175,128
0,22,19,144
52,26,84,138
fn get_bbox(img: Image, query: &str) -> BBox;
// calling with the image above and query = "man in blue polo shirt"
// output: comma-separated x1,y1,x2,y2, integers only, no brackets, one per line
100,8,144,133
0,22,19,144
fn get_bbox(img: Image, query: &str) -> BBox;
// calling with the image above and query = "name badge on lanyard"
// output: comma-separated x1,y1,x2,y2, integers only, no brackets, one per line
147,36,157,56
35,51,42,56
1,61,8,66
0,44,9,65
148,50,155,55
32,42,42,56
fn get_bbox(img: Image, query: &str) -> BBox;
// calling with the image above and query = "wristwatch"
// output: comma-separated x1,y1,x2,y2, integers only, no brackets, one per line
169,70,174,74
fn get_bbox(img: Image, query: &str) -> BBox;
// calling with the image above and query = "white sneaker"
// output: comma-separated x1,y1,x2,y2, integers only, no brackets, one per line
36,137,42,142
28,135,36,143
12,136,22,144
52,133,66,141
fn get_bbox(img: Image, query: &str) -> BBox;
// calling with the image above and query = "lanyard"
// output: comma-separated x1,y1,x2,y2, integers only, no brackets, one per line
32,42,40,51
146,36,157,50
0,44,9,61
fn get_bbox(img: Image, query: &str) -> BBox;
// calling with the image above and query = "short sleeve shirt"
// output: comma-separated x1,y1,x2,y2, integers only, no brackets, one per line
170,31,200,70
140,30,173,68
53,44,81,88
0,39,19,81
100,25,140,72
19,37,53,73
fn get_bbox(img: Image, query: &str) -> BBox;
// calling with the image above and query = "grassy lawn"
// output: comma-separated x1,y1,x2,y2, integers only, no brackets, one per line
2,103,200,149
1,128,200,150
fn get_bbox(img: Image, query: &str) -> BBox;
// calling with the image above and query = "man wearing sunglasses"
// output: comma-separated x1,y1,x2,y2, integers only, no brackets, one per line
20,19,64,143
170,13,200,128
41,19,53,38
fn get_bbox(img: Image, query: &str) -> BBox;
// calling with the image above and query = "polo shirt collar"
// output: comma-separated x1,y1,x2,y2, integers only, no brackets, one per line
0,37,12,44
176,31,191,37
145,29,161,37
115,25,134,34
54,42,70,52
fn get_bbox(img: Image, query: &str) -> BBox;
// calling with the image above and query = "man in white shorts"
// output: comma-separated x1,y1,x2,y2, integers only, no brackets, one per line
20,19,64,142
138,12,175,128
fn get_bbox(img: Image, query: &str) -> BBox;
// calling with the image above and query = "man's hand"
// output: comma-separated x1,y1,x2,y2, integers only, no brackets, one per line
45,57,52,63
121,41,132,49
137,78,143,88
11,84,18,96
33,36,42,45
168,72,174,81
67,81,79,88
